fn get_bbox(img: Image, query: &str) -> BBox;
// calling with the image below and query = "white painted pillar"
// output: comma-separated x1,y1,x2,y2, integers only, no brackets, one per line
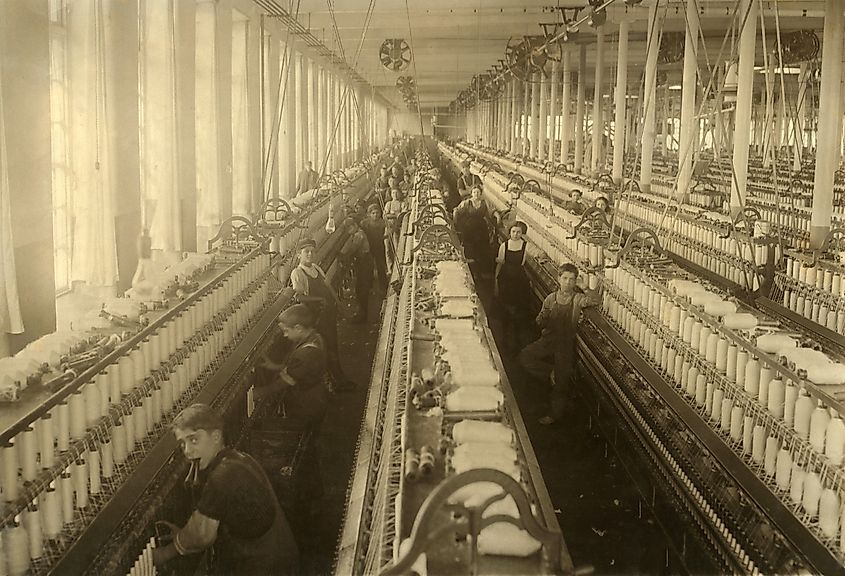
678,0,699,197
640,2,661,192
510,78,519,154
530,72,541,158
522,79,531,155
794,62,809,171
591,26,605,175
810,0,844,246
560,50,572,166
548,60,559,163
574,45,586,174
612,21,629,184
729,0,757,213
538,71,548,161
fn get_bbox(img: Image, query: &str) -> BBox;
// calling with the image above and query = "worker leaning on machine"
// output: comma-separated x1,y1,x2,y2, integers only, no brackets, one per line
153,404,299,575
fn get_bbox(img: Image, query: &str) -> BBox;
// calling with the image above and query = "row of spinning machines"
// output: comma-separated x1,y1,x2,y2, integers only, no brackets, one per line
0,147,391,576
438,139,845,574
335,141,571,576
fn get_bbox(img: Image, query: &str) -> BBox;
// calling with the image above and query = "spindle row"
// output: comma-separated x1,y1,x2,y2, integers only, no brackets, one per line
602,263,845,559
0,251,275,576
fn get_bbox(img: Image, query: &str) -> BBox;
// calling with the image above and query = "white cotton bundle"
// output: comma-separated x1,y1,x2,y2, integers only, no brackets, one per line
439,299,475,318
806,363,845,386
668,279,702,297
452,420,515,445
445,387,503,412
689,291,722,307
722,313,758,330
477,524,542,557
780,347,833,377
756,333,797,354
704,300,738,317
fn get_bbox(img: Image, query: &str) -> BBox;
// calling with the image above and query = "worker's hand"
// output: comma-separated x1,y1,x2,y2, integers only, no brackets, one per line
156,520,180,539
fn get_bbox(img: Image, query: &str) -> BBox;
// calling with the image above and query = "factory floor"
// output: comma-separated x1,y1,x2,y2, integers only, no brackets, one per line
294,277,685,575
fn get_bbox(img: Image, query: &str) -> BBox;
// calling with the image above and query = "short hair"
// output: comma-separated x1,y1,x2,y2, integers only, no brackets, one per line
470,185,482,194
571,189,582,197
511,220,528,234
559,262,579,277
279,303,316,328
172,403,224,433
367,202,381,213
343,216,358,228
595,195,608,205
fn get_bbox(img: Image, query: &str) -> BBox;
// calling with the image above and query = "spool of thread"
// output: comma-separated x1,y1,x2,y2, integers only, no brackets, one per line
673,356,684,386
686,366,699,398
794,393,814,439
88,447,101,495
95,372,110,416
820,488,840,539
419,445,435,476
776,449,792,490
69,392,85,441
101,441,114,478
23,503,42,560
125,411,136,454
134,404,147,442
1,443,19,502
752,424,766,464
758,366,773,406
112,421,127,465
404,448,420,482
73,457,89,509
669,305,681,332
698,326,712,357
19,428,37,482
720,397,732,432
695,374,707,407
41,487,61,539
55,402,70,452
744,358,760,396
767,378,785,418
810,406,831,453
107,365,121,406
735,350,748,389
784,383,798,427
790,462,805,505
825,416,845,465
60,471,74,524
711,388,723,423
143,395,154,433
118,355,134,395
705,380,715,414
152,387,163,426
162,373,175,413
726,345,738,381
682,317,694,343
4,523,30,576
802,471,821,517
84,382,101,427
703,332,718,365
730,406,743,441
690,321,703,350
764,436,778,477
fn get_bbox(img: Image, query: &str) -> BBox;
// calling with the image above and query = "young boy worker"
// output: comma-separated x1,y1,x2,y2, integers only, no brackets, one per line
153,403,299,575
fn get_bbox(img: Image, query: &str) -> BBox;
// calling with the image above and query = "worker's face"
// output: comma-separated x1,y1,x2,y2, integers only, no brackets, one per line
174,427,222,470
509,225,524,241
595,198,608,210
570,191,581,202
368,206,381,219
278,321,306,344
299,246,314,265
391,190,402,200
471,188,482,201
558,271,578,292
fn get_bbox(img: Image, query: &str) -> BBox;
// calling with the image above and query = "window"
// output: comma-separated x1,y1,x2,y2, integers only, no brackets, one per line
48,0,72,293
231,11,251,217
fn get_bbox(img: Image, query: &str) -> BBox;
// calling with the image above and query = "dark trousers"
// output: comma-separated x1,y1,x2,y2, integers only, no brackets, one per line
372,248,388,287
519,335,576,419
355,256,374,320
317,314,346,384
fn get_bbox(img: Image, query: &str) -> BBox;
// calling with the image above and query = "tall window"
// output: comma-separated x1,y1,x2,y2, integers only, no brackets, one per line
48,0,72,292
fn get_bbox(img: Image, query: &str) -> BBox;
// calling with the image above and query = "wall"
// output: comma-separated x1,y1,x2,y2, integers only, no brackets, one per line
390,111,433,137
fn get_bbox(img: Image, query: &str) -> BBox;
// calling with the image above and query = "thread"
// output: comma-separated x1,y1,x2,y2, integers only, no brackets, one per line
23,504,42,560
1,443,19,502
118,355,134,395
758,366,773,406
744,358,760,396
60,470,74,524
74,457,89,509
41,487,61,539
794,393,814,439
711,388,723,423
95,371,110,413
784,383,797,427
776,448,792,490
802,471,821,517
720,397,732,432
101,441,114,478
695,374,707,407
69,392,85,441
726,345,738,382
84,382,101,428
790,462,805,505
810,406,831,453
55,402,70,452
752,424,766,464
89,447,101,495
112,421,127,465
764,436,778,477
730,406,743,442
825,416,845,465
4,523,30,576
19,428,37,483
705,332,718,364
820,488,840,539
108,365,122,406
735,350,748,389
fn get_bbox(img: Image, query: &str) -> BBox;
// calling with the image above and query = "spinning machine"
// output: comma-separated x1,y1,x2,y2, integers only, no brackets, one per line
438,139,845,575
0,151,388,576
337,144,572,575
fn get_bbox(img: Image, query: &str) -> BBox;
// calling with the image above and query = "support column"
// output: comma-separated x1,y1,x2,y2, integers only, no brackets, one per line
810,0,844,246
729,0,757,214
317,67,327,172
560,50,572,166
612,20,629,183
660,87,670,156
591,26,605,175
285,49,298,186
548,60,559,163
522,79,530,155
574,45,586,174
678,0,699,198
538,71,548,161
509,78,519,155
640,2,661,192
528,73,539,158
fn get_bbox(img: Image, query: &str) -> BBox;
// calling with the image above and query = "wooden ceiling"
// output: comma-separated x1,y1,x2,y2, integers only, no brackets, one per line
260,0,831,112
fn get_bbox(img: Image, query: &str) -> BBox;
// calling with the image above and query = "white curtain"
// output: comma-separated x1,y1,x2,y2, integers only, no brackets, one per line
68,0,118,287
142,0,181,252
196,0,221,229
0,53,24,336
